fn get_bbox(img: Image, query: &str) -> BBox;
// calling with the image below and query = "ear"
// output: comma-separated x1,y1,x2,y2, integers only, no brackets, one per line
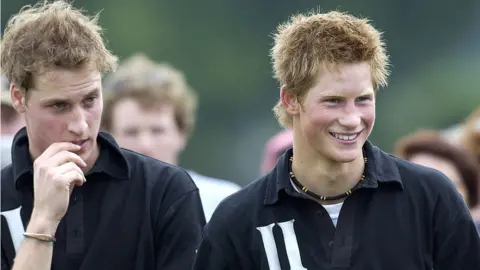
10,83,27,113
280,84,299,115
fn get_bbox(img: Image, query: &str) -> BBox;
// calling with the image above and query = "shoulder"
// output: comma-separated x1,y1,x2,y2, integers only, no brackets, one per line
371,143,452,191
367,143,464,214
1,165,20,212
390,153,458,194
205,174,269,233
120,148,198,196
1,164,13,180
98,131,198,194
388,153,467,215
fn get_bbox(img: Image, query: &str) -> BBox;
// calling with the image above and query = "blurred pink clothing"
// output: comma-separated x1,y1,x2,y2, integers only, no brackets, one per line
260,129,293,175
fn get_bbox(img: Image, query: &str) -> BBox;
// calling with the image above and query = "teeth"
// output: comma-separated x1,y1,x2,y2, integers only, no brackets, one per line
333,133,357,141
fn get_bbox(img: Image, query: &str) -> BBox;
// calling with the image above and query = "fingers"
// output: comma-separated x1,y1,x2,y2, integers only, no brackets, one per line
56,162,86,181
38,142,82,160
61,170,86,189
49,150,87,168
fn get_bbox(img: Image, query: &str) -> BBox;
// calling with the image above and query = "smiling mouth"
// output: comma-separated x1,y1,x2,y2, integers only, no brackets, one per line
329,132,361,141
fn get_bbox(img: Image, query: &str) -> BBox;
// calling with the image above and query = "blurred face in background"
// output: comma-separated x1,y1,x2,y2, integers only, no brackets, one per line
109,98,186,165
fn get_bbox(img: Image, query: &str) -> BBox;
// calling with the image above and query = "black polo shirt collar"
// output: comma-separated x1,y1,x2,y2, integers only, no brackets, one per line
12,127,130,190
264,140,403,205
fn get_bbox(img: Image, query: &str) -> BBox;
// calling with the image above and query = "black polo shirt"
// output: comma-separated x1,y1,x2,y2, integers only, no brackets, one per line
193,141,480,270
1,127,206,270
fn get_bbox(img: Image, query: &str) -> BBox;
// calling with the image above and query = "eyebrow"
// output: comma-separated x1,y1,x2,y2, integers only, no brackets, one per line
41,88,100,104
320,89,374,97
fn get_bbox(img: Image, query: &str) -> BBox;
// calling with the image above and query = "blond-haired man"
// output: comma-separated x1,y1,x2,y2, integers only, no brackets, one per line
193,11,480,269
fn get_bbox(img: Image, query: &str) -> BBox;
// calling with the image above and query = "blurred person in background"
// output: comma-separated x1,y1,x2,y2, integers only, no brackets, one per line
1,75,25,169
442,106,480,227
460,105,480,165
102,54,241,221
441,123,463,144
394,129,479,210
458,106,480,229
260,129,293,175
193,10,480,270
441,105,480,164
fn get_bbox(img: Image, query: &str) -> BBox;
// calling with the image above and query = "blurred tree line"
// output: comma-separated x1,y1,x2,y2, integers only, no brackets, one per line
2,0,479,185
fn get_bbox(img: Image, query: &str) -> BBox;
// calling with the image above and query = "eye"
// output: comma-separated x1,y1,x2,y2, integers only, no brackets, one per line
325,98,342,104
124,128,139,137
151,127,165,135
83,96,97,107
51,102,69,111
356,95,373,103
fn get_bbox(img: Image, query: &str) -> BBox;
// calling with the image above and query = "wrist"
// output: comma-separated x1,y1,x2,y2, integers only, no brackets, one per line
27,211,60,237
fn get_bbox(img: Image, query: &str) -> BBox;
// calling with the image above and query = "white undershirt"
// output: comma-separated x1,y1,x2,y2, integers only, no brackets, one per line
323,202,343,227
290,179,344,227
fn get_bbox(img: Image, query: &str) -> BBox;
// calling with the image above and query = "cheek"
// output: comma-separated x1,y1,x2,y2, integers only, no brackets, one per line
26,110,67,149
86,105,103,126
29,110,63,132
157,131,184,152
299,107,334,140
156,133,176,148
304,106,335,127
117,136,137,149
362,105,376,128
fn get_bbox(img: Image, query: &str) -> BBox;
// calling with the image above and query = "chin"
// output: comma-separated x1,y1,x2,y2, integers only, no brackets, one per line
77,141,96,162
79,151,91,161
328,148,363,163
330,155,358,164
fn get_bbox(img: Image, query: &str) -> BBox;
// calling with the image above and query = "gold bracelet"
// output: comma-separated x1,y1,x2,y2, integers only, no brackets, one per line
23,232,56,242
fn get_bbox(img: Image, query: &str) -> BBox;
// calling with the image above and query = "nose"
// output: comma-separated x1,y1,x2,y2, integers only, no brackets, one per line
137,132,154,156
338,102,361,128
67,106,88,136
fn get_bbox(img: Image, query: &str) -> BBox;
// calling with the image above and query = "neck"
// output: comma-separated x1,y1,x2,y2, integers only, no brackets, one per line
83,142,100,172
291,139,365,204
167,156,179,166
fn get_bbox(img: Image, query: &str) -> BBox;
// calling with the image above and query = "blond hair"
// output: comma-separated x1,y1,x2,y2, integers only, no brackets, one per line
0,0,118,91
271,10,390,128
102,54,198,135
